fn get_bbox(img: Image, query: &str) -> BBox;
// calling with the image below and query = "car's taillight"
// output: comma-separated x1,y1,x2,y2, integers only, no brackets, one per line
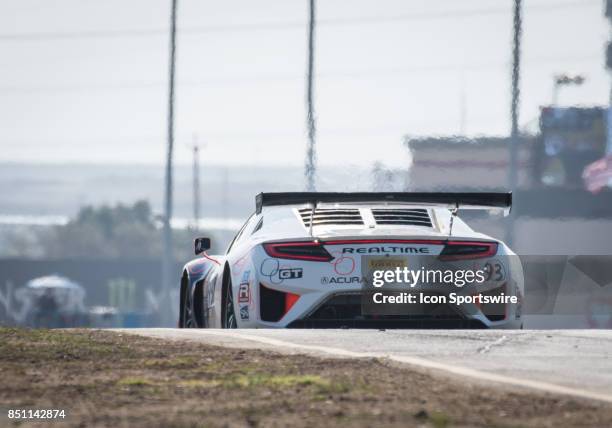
263,241,334,262
439,241,498,261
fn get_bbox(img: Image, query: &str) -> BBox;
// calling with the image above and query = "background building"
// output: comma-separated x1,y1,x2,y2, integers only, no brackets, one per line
404,106,612,255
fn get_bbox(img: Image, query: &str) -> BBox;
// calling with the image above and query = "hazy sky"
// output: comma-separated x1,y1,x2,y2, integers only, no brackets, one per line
0,0,608,167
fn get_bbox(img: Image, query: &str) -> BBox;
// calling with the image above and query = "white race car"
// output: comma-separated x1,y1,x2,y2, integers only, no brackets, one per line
179,192,523,329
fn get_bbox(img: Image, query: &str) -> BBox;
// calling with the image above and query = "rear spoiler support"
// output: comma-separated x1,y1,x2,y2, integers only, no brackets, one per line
255,192,512,216
308,201,316,237
448,204,459,237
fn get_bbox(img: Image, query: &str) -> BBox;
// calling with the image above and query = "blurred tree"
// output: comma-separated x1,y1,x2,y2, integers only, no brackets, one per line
4,227,45,258
38,200,214,261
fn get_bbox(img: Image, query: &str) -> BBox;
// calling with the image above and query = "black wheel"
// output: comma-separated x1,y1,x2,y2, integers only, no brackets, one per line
178,273,187,328
223,278,237,329
182,285,198,328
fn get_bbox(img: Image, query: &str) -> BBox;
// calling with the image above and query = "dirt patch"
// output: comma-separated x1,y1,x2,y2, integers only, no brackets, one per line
0,328,611,427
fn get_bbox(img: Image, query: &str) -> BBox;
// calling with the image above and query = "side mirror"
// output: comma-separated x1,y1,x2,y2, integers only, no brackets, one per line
194,237,211,255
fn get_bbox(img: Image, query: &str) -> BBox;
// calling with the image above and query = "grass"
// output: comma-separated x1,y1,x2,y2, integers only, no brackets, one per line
0,327,133,360
177,379,221,389
227,373,347,394
143,356,200,368
429,411,451,428
117,377,155,387
1,328,610,428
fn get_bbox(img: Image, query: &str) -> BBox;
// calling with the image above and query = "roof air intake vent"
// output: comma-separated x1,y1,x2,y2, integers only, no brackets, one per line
372,208,432,227
298,208,363,228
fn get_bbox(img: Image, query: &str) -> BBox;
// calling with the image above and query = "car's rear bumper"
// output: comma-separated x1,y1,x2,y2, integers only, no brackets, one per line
254,289,522,329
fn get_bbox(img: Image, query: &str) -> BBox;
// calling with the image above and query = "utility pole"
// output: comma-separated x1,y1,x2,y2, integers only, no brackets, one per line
607,1,612,154
506,0,522,246
162,0,178,325
305,0,317,191
191,135,201,231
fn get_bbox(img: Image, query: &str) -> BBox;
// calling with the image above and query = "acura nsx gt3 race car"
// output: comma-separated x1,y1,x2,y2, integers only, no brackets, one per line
179,192,523,329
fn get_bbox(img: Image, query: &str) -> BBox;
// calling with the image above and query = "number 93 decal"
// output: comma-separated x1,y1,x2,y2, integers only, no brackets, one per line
483,260,506,282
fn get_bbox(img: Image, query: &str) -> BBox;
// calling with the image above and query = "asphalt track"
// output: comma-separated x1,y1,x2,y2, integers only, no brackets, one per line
120,329,612,404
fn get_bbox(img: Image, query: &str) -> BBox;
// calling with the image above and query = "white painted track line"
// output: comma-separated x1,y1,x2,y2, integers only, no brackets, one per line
118,329,612,405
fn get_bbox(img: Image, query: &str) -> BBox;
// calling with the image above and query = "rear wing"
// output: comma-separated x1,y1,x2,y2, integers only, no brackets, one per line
256,192,512,216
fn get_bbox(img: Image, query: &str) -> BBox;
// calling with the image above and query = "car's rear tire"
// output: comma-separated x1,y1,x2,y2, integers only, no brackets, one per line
182,284,198,328
178,272,187,328
223,277,237,329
